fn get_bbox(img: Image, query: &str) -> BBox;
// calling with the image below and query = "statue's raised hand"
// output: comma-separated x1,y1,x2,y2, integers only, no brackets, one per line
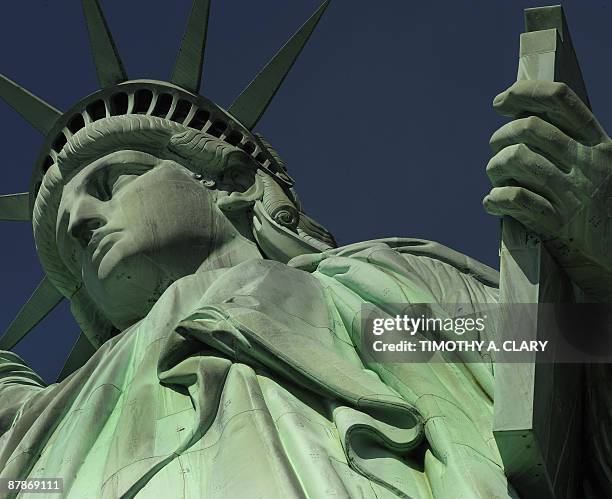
484,80,612,300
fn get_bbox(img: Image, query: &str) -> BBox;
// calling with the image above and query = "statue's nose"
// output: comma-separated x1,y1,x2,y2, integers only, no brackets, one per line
67,197,107,249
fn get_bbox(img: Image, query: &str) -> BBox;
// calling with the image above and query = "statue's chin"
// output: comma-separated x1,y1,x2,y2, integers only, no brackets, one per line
83,249,176,330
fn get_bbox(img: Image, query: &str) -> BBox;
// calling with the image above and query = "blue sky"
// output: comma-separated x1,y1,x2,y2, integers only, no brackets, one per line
0,0,610,381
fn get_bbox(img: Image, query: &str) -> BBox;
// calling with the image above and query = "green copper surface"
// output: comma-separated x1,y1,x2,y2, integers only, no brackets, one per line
0,74,60,135
82,0,127,87
0,277,63,350
56,333,96,382
493,6,588,498
228,0,331,130
0,2,611,498
170,0,211,93
0,193,29,221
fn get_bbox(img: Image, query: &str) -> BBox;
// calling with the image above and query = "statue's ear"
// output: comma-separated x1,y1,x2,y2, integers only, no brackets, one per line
217,167,265,214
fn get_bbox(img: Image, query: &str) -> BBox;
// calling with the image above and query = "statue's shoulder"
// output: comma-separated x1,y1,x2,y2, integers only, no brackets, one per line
195,258,324,306
290,237,499,290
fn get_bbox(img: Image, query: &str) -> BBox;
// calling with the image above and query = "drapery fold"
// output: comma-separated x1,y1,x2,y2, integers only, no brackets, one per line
0,238,517,498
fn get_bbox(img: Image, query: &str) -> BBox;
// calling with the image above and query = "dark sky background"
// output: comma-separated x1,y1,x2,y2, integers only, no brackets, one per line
0,0,610,382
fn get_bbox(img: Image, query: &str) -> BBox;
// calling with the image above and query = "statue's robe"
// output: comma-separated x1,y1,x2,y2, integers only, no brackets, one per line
0,238,518,498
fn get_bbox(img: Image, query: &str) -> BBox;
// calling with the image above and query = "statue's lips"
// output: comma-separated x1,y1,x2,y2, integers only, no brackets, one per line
88,230,122,277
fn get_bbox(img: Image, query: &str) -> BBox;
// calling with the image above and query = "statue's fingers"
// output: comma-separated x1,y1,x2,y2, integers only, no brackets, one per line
483,186,562,237
489,116,576,172
493,81,605,145
486,144,572,210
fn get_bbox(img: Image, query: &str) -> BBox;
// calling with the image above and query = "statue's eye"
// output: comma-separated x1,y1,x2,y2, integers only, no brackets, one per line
89,168,113,201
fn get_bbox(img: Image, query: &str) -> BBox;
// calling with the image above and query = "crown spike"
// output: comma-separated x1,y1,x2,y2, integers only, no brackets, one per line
0,276,64,350
56,332,96,382
82,0,128,87
0,75,61,135
229,0,331,130
0,193,30,221
171,0,212,93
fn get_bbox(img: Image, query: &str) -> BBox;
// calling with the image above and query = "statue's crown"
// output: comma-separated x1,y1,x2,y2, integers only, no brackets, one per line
0,0,330,218
0,0,331,365
30,79,295,211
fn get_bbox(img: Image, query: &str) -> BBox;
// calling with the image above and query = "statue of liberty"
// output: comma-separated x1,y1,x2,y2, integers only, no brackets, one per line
0,1,611,497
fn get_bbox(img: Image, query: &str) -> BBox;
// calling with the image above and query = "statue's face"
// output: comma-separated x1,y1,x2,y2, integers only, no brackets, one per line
56,150,227,329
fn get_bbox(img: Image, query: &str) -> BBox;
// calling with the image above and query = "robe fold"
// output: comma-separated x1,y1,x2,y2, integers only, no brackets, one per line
0,238,518,498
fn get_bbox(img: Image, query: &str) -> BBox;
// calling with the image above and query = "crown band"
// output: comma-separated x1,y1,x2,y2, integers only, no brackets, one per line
29,79,295,214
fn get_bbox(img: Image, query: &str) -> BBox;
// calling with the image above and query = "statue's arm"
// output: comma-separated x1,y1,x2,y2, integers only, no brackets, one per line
0,350,45,436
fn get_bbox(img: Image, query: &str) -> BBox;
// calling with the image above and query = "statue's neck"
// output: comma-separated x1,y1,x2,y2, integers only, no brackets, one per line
196,230,264,274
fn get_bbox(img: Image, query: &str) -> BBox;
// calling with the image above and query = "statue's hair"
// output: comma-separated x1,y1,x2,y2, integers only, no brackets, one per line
33,115,336,346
